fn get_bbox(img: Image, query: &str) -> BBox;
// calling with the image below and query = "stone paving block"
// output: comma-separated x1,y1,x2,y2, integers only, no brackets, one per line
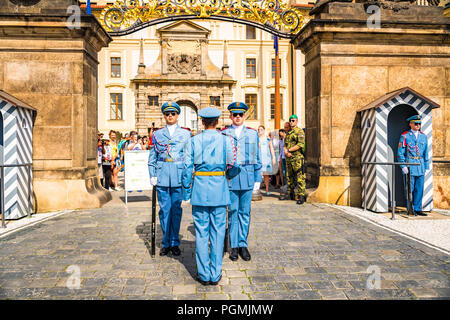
242,284,267,293
250,276,275,284
205,293,229,300
172,284,196,295
318,289,348,300
229,293,251,300
229,277,251,286
285,282,310,290
294,290,321,300
394,280,422,289
42,287,74,297
144,285,171,296
308,281,334,290
122,285,145,296
175,294,204,300
252,292,276,300
331,280,353,290
367,289,415,300
409,288,440,298
196,285,221,293
433,288,450,298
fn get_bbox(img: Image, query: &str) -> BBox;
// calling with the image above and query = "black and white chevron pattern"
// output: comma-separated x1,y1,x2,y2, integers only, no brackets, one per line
361,89,434,213
0,99,34,220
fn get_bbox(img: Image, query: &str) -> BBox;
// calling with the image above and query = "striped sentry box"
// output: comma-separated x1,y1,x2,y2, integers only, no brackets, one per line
0,92,36,219
358,87,439,213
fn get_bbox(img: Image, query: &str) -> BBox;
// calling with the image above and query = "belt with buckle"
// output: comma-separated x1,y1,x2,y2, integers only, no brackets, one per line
194,171,225,176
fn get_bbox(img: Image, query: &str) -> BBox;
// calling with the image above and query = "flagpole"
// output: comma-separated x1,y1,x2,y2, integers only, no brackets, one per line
87,0,92,15
274,35,281,130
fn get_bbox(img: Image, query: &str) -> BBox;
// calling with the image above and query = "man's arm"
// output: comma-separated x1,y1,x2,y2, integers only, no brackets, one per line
397,134,407,171
254,134,262,183
148,135,157,178
181,138,194,190
289,128,305,154
423,135,429,171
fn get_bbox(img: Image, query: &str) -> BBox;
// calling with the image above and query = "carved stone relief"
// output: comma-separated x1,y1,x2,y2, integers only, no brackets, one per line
167,54,201,74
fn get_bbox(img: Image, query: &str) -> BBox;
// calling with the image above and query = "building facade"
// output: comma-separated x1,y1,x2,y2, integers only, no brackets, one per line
82,0,312,135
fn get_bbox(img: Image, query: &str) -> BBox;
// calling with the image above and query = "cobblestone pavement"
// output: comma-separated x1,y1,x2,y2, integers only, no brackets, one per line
0,191,449,300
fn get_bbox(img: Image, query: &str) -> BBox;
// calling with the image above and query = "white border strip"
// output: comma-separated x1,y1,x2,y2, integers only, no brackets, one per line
0,210,74,239
324,204,450,256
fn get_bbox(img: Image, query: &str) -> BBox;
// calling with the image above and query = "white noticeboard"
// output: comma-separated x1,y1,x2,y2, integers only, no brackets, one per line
124,150,151,204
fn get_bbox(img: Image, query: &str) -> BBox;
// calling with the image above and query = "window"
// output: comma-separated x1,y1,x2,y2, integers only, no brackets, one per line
270,93,283,119
271,58,281,78
111,57,121,78
246,58,256,78
110,93,123,120
246,26,256,39
210,96,220,107
245,94,257,120
148,96,159,107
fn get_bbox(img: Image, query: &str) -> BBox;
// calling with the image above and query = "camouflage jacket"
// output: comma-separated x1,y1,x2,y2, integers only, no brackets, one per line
285,127,305,159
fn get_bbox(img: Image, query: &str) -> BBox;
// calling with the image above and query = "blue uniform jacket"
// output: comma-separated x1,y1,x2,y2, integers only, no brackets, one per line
148,125,191,187
182,129,236,206
221,126,262,191
397,129,429,176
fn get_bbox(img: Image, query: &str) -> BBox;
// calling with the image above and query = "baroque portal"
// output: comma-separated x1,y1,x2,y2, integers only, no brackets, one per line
132,20,236,134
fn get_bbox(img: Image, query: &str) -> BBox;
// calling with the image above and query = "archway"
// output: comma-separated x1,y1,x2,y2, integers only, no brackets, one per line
177,100,198,131
387,104,417,209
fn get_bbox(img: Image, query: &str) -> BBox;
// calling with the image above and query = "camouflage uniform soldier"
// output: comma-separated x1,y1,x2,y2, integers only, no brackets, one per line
284,115,306,205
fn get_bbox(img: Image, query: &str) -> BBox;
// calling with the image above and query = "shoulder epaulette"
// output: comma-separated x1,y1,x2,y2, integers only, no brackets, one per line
181,126,191,132
401,131,409,136
246,127,257,131
220,127,228,132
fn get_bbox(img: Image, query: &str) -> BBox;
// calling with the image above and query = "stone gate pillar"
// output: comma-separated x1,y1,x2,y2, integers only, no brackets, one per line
293,2,450,208
0,0,112,212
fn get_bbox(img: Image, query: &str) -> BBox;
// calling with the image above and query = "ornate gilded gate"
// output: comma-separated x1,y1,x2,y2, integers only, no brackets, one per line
99,0,306,39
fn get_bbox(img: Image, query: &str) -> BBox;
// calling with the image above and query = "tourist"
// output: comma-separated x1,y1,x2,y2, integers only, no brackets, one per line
258,125,275,195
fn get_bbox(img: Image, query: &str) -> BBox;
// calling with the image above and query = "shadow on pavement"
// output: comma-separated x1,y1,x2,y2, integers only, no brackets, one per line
135,221,198,281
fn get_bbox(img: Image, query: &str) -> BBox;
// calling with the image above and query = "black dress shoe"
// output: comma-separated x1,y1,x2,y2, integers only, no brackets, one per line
239,247,251,261
209,275,222,286
296,196,305,205
416,211,428,216
196,274,209,286
229,248,239,261
159,247,170,256
289,192,295,200
171,246,181,256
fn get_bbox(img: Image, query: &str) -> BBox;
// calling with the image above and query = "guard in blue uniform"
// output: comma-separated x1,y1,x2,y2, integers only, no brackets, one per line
221,102,262,262
148,102,192,256
182,107,238,285
398,114,429,216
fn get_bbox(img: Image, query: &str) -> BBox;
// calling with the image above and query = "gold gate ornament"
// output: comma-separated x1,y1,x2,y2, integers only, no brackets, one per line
100,0,306,38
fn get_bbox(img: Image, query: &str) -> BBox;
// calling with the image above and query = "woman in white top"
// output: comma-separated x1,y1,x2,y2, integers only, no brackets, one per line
127,133,143,151
258,125,276,195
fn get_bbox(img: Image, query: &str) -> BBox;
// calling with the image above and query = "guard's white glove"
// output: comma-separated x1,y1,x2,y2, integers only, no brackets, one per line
402,167,409,175
253,182,261,191
150,177,158,186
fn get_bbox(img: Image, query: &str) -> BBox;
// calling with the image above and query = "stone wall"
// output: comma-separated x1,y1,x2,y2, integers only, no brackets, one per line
294,2,450,209
0,0,113,212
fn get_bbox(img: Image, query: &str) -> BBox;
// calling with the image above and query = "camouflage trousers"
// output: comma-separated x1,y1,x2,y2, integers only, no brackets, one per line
286,156,306,198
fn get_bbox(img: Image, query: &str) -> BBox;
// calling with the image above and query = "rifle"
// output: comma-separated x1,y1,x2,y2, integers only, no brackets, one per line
405,169,415,216
151,186,157,257
224,206,230,254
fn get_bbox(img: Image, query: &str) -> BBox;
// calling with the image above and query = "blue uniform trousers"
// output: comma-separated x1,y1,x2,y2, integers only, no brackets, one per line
156,186,183,249
228,190,253,248
192,205,227,283
402,174,424,212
